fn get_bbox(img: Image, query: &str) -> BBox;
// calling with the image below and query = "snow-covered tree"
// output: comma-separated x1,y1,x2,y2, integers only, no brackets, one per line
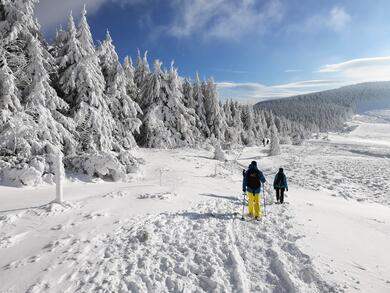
269,123,281,156
193,73,209,138
0,0,40,42
253,110,266,141
57,9,115,152
137,60,199,148
0,55,21,121
134,49,150,90
0,0,44,95
98,31,142,150
182,78,196,109
202,78,226,140
23,36,75,155
240,104,257,145
213,140,226,161
123,55,139,103
0,55,25,156
227,100,243,145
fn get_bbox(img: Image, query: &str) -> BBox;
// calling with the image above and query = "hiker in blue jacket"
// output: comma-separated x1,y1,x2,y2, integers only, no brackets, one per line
242,161,266,218
273,168,288,204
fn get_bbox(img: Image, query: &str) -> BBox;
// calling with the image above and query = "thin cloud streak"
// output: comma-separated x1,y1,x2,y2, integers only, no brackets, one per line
217,79,347,103
284,69,302,73
214,68,248,74
318,56,390,82
318,56,390,72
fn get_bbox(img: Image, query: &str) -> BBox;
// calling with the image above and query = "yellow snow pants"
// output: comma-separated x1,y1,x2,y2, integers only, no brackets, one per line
248,192,261,218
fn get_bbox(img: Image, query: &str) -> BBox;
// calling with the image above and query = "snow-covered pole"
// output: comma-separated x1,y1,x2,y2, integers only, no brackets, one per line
55,151,64,204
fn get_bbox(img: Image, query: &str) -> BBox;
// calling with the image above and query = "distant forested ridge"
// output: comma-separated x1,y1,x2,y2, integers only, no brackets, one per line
255,81,390,132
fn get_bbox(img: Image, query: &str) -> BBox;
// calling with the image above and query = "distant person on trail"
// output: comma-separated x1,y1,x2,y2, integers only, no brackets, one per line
262,138,266,147
273,168,288,204
242,161,266,219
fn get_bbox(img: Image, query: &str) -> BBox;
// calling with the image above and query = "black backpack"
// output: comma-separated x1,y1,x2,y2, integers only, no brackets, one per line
247,169,261,189
276,173,284,187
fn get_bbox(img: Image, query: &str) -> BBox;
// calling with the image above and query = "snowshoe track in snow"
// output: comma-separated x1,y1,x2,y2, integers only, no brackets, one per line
13,199,339,292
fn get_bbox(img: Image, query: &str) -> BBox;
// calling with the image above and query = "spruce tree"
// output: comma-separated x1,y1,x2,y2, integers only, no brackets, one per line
138,60,199,148
57,9,115,152
0,55,25,155
193,73,209,138
0,56,21,120
123,55,139,104
98,31,142,150
24,37,75,155
134,50,150,89
202,78,226,140
182,78,196,109
269,122,281,156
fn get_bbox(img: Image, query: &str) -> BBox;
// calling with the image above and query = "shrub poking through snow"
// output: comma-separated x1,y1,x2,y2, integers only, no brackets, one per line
0,156,45,186
64,153,130,181
279,136,292,145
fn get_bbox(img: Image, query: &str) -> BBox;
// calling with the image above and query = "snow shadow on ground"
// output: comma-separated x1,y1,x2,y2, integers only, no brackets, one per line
0,201,72,214
200,193,241,203
178,211,238,221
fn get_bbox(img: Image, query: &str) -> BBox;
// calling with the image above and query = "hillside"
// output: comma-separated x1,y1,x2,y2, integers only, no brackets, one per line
255,81,390,132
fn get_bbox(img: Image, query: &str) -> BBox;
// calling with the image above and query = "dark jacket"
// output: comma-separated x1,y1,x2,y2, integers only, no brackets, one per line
242,164,266,193
273,172,288,191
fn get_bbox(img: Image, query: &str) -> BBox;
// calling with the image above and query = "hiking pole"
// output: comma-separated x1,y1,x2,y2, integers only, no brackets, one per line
241,191,246,220
263,183,266,216
241,169,246,220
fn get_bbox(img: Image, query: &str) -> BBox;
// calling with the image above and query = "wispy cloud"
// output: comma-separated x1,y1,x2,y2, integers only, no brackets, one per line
288,5,351,34
284,69,302,73
318,56,390,82
214,68,248,74
327,6,351,32
166,0,284,40
217,79,346,103
35,0,147,32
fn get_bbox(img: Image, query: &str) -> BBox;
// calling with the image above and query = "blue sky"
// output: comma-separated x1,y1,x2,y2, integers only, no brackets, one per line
35,0,390,103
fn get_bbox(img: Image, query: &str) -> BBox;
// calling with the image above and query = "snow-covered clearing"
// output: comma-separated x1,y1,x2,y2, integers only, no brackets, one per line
0,115,389,292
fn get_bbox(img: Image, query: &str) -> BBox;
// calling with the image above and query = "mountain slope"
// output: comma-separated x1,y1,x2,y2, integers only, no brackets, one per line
255,81,390,132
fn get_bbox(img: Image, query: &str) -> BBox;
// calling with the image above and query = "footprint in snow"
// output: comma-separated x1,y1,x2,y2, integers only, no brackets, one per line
137,192,177,200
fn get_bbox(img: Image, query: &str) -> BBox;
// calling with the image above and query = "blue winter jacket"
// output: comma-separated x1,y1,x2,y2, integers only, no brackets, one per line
242,165,266,193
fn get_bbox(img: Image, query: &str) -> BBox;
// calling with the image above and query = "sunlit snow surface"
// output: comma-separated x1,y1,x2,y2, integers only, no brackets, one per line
0,114,389,292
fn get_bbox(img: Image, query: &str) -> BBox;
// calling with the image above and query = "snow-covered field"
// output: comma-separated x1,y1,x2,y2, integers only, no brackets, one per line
1,114,389,293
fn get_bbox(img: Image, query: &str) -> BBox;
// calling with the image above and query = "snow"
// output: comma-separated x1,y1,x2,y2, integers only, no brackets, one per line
327,114,390,148
291,188,390,293
0,114,390,292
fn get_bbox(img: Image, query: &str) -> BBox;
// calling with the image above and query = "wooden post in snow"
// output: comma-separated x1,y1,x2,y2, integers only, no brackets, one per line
55,151,64,203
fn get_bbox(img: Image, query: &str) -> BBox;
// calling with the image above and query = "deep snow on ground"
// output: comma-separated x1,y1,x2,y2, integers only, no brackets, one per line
0,114,390,293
